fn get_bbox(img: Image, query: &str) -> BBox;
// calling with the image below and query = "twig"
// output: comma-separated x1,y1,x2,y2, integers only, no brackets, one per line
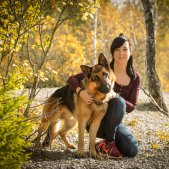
25,98,62,142
141,87,169,117
25,119,61,142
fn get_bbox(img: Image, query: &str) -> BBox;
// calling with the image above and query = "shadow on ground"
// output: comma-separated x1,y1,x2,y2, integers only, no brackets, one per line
26,147,82,162
136,102,158,112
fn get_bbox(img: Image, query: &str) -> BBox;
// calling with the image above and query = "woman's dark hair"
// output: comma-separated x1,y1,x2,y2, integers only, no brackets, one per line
110,33,136,80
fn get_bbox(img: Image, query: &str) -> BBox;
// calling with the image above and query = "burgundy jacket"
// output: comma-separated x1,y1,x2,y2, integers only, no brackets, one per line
67,72,141,113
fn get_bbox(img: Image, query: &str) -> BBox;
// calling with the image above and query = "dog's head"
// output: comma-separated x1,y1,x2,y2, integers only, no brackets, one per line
80,53,116,97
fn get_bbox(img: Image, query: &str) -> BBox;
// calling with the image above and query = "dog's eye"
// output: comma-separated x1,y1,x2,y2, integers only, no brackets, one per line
103,72,108,78
94,75,100,81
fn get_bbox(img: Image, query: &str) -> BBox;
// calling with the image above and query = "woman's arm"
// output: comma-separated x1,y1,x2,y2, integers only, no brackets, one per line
67,73,94,104
125,73,141,113
67,73,85,92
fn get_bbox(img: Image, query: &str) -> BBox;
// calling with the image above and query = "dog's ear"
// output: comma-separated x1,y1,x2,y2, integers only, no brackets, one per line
98,53,109,67
80,65,92,79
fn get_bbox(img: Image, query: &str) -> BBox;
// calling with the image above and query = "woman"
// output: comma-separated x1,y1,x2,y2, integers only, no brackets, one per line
67,34,141,158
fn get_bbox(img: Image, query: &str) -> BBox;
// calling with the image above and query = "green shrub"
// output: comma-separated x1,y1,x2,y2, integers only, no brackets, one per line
0,65,33,169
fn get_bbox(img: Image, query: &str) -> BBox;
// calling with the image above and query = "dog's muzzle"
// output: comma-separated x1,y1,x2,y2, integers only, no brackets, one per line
98,83,111,94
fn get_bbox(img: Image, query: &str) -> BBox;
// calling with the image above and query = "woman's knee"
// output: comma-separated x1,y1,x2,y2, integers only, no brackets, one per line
108,96,126,116
116,124,139,157
109,96,125,107
115,96,126,108
127,141,139,157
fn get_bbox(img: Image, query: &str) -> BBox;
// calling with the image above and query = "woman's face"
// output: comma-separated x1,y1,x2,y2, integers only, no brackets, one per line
113,41,131,64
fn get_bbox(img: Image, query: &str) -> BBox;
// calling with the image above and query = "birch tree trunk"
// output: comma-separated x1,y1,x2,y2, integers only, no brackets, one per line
93,10,98,64
141,0,168,112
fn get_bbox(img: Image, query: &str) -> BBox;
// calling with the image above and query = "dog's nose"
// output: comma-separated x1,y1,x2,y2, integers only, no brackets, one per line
99,83,111,94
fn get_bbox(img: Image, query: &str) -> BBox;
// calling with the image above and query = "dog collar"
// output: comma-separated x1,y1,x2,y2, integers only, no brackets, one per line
94,100,104,105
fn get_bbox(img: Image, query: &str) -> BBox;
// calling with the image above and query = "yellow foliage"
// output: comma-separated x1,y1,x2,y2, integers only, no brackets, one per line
156,33,169,91
156,131,169,143
1,0,168,91
126,118,138,126
47,33,87,86
152,143,159,149
144,153,153,157
38,70,48,82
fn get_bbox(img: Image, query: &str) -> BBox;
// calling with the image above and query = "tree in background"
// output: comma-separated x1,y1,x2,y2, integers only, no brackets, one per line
141,0,168,113
156,0,169,91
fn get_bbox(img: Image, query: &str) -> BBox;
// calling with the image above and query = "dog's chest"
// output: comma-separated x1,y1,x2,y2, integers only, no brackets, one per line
91,103,108,113
72,93,108,120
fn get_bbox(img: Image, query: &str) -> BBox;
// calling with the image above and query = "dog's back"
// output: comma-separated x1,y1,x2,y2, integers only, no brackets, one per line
51,85,75,112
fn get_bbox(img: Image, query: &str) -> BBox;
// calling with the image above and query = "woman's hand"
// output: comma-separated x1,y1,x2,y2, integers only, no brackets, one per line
102,90,118,103
111,91,117,98
78,89,94,104
80,90,94,104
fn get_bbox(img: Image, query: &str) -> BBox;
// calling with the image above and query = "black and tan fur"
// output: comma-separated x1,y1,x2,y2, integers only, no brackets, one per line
35,53,116,158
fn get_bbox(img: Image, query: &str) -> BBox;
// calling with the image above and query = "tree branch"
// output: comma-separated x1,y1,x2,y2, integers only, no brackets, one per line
141,87,169,117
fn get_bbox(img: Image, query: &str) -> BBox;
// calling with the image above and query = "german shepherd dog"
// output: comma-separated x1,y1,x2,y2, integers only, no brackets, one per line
35,53,116,158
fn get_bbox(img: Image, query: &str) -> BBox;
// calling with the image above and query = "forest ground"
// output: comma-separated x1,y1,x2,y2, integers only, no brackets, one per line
22,89,169,169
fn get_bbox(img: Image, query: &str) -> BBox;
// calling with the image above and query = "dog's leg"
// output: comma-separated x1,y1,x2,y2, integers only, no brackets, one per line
35,97,59,148
42,125,51,147
76,114,89,157
47,120,61,148
77,121,86,157
89,112,105,158
35,118,51,147
36,108,62,148
41,119,61,148
59,118,77,149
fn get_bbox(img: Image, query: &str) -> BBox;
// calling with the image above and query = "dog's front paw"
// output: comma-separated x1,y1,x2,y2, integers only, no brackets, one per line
76,150,85,158
67,144,76,149
89,150,98,159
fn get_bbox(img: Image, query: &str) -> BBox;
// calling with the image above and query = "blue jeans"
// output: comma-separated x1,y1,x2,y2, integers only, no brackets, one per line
96,96,138,157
